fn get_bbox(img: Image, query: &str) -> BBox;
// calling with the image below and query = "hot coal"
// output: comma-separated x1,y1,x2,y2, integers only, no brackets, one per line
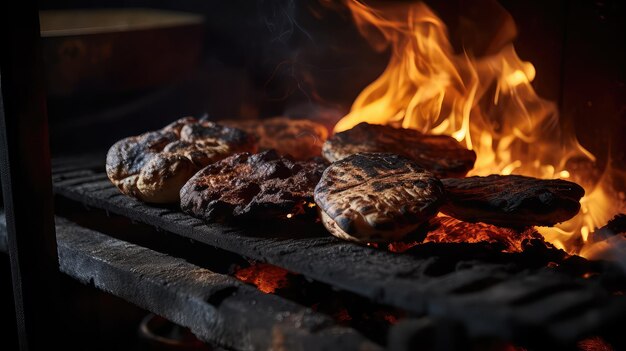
441,175,585,227
180,150,326,221
322,122,476,178
424,215,547,253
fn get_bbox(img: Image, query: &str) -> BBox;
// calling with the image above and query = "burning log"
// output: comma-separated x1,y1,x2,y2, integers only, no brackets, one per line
580,214,626,269
314,153,444,243
105,117,257,204
180,150,325,221
440,175,585,227
221,117,329,160
589,214,626,242
322,122,476,178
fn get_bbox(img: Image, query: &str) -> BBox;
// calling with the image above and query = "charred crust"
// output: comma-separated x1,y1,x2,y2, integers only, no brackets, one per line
441,174,585,226
180,150,326,221
323,122,476,177
220,117,329,160
105,117,257,203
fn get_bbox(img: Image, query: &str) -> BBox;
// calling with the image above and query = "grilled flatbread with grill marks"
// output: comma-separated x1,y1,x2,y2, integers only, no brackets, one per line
323,122,476,178
440,174,585,227
314,152,445,243
106,117,257,204
180,149,327,221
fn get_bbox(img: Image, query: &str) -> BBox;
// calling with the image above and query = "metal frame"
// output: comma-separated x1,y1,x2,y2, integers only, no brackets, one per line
0,1,60,350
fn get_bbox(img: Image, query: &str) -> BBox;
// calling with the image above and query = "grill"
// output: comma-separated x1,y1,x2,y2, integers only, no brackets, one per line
1,1,626,350
28,155,623,349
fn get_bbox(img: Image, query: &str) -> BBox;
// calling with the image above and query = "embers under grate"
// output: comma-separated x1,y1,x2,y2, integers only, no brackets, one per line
50,155,626,349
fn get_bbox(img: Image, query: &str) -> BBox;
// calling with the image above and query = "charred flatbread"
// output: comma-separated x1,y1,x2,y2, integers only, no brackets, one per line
440,174,585,227
323,122,476,178
106,117,257,203
180,150,326,221
222,117,329,160
314,152,445,243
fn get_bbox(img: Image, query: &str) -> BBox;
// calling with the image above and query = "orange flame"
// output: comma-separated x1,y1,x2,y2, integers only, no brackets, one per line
335,0,625,257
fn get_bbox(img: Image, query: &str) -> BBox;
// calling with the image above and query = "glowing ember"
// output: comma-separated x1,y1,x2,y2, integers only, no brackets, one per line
234,263,290,294
378,312,400,325
333,308,353,323
424,215,543,253
335,0,625,257
380,215,543,253
376,213,543,253
577,337,614,351
286,200,317,219
386,241,418,253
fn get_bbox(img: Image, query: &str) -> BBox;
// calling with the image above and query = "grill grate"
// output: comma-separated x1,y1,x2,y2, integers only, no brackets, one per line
50,155,626,349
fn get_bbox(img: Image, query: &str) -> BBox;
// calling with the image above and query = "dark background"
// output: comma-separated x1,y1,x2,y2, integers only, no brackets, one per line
36,0,625,174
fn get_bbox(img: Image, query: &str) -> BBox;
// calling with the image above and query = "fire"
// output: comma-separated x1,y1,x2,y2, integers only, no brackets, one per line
424,215,544,253
234,263,290,294
335,0,625,256
384,215,543,254
286,201,317,219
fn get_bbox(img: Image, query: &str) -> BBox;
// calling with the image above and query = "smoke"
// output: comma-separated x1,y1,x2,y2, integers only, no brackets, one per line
254,0,316,105
258,0,313,44
244,0,390,116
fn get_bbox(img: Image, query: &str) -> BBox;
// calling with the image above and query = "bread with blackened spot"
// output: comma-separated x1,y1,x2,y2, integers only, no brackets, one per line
323,122,476,178
106,117,257,204
180,150,327,221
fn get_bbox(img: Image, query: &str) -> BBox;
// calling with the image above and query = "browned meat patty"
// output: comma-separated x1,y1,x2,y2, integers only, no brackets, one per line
222,117,329,160
314,153,445,243
323,122,476,178
106,117,257,204
180,150,327,221
440,175,585,227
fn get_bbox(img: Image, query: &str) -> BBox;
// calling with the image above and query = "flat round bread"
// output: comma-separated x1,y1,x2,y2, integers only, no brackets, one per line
180,150,327,221
106,117,257,204
441,175,585,227
314,153,445,243
323,122,476,178
222,117,329,160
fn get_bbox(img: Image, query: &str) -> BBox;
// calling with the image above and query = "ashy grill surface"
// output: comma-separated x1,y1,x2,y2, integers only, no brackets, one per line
0,213,377,351
50,155,626,349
